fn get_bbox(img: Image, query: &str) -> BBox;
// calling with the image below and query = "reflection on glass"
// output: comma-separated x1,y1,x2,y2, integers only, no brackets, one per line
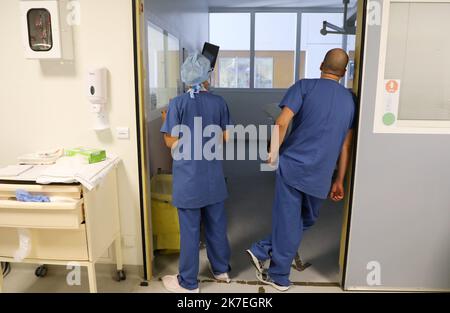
147,23,180,110
219,58,250,88
346,35,356,88
255,13,297,88
27,9,53,52
167,33,181,95
210,13,251,88
255,58,274,88
148,23,165,110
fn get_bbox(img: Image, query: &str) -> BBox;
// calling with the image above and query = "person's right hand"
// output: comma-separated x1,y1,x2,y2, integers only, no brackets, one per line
161,110,167,122
329,181,345,202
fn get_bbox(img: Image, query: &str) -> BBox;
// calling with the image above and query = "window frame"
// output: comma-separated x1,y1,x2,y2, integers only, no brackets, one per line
209,7,347,91
373,0,450,134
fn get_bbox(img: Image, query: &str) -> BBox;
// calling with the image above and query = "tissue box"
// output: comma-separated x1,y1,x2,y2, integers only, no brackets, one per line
65,148,106,164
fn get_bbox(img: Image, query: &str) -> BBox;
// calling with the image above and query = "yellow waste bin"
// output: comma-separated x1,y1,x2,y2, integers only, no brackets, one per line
150,174,180,252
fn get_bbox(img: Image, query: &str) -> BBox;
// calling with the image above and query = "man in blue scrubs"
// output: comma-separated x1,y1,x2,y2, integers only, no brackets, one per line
247,49,356,291
161,53,231,293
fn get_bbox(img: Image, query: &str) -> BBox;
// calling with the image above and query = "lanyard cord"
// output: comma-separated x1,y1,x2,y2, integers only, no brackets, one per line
187,84,207,99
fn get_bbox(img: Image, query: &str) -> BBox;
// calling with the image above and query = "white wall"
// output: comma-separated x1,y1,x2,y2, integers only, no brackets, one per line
0,0,143,265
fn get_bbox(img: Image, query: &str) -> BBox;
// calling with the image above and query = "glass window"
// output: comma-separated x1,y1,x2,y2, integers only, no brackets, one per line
147,23,180,110
208,11,351,90
301,13,344,79
166,33,181,97
345,35,356,88
218,57,250,88
210,13,251,88
385,2,450,121
255,57,274,88
255,13,297,88
27,9,53,52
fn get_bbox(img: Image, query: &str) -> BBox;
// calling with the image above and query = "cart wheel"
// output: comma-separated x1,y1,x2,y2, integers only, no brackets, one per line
35,265,48,278
116,270,126,281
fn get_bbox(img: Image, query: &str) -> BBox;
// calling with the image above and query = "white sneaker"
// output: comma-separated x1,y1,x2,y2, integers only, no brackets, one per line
209,264,231,283
212,271,231,283
256,270,290,292
246,249,266,273
162,275,200,293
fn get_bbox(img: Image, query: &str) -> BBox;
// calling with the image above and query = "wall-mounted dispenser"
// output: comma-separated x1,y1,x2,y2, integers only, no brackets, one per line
87,68,109,131
20,0,74,60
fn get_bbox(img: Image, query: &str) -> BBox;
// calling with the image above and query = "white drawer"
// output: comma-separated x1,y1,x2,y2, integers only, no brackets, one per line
0,226,89,261
0,199,84,229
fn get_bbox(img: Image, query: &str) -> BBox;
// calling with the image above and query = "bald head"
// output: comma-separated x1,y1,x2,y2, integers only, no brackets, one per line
321,48,349,77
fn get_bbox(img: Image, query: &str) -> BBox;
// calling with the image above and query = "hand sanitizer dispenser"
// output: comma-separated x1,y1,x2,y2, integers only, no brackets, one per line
87,68,109,130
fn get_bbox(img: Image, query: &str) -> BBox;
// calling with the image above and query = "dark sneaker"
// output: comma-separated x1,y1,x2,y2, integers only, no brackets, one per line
246,249,266,273
256,270,290,292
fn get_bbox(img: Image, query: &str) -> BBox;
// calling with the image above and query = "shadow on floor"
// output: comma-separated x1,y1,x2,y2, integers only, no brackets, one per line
155,157,344,284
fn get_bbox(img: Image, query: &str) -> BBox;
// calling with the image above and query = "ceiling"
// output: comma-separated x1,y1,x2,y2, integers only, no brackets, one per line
207,0,357,9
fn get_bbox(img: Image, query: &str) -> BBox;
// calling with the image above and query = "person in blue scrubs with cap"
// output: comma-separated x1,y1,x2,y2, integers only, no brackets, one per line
160,53,232,293
247,48,356,291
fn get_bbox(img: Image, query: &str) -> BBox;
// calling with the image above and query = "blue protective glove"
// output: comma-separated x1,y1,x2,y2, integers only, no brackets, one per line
16,190,50,203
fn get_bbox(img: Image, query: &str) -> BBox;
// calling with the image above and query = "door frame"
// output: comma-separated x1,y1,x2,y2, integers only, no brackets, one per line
341,0,450,291
132,0,369,285
339,0,368,288
132,0,153,281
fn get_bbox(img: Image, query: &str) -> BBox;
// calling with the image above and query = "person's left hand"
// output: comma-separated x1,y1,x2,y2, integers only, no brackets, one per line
266,151,279,167
330,181,345,202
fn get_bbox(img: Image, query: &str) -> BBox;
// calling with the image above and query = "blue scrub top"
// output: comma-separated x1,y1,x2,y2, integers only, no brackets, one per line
161,92,231,209
278,79,356,199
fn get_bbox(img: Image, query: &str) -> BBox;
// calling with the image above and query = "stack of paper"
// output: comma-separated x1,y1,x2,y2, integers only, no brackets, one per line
18,148,64,165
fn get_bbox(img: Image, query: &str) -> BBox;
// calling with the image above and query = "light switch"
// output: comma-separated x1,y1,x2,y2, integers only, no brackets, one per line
122,235,136,248
116,127,130,140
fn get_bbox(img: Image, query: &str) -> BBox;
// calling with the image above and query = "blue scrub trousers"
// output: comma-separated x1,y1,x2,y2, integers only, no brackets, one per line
177,201,231,290
250,174,323,286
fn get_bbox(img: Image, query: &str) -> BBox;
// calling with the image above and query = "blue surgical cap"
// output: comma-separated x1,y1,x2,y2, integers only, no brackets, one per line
181,53,211,86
